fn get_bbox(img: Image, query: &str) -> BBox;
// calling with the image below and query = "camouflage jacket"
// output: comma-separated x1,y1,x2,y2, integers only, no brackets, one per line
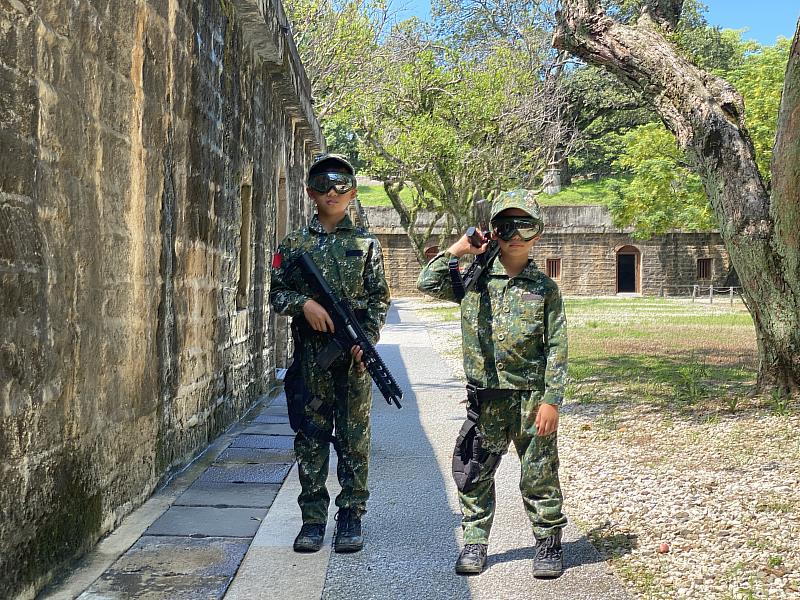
417,251,568,405
270,214,390,346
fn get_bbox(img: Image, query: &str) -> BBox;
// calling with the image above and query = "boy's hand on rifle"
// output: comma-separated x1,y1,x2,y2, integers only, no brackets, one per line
303,298,335,333
535,403,559,436
447,230,489,258
351,344,366,372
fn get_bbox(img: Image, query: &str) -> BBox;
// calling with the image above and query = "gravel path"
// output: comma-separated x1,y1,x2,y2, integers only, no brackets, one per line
405,297,800,600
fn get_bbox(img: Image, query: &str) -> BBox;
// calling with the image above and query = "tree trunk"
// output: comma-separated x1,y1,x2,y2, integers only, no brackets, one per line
383,181,441,265
554,1,800,394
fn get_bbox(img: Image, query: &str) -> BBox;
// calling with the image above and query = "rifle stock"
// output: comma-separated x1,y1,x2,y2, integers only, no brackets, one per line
294,252,403,409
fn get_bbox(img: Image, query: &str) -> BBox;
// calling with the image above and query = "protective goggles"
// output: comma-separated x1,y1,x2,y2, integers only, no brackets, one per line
307,172,356,194
491,216,543,241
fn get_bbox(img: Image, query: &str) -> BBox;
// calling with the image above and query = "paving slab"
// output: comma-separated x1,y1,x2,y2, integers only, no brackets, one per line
78,536,249,599
224,463,341,600
252,414,290,424
216,446,295,464
198,463,293,484
241,422,296,436
264,396,288,408
146,506,267,538
230,434,295,450
175,482,280,508
79,573,232,600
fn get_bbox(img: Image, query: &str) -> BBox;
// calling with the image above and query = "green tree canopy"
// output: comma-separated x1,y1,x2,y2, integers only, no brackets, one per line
354,18,573,260
608,35,789,237
283,0,389,120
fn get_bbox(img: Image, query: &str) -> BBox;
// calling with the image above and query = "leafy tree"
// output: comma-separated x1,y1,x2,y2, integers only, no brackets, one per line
555,0,800,394
355,18,574,262
726,38,792,185
283,0,389,120
608,35,789,237
322,117,366,172
564,0,738,178
607,123,713,237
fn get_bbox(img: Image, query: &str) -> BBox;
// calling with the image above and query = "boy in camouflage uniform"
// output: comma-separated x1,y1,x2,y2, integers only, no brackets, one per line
417,189,568,577
270,154,390,553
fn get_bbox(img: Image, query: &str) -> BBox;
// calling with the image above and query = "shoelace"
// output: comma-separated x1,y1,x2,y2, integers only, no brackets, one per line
464,544,487,557
536,537,562,560
335,510,358,535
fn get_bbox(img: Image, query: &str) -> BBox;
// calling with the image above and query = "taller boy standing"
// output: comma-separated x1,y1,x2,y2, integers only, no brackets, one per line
270,154,390,553
417,189,568,577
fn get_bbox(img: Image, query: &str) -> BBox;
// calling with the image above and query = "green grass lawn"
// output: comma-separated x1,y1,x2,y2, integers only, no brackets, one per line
357,176,629,207
563,297,758,410
357,183,413,207
418,296,767,414
537,176,630,206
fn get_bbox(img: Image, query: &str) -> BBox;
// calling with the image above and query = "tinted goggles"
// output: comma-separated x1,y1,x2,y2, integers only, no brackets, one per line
491,216,543,241
307,172,356,194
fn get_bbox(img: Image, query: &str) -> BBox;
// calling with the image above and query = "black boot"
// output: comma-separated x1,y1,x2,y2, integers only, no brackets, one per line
455,543,488,575
334,508,364,553
293,523,326,553
533,529,563,578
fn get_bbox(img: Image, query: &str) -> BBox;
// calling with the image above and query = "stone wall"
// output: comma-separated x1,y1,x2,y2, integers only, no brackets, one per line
364,206,732,297
0,1,321,597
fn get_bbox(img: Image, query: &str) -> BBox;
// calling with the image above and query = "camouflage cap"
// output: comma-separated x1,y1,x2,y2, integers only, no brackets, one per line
490,189,544,224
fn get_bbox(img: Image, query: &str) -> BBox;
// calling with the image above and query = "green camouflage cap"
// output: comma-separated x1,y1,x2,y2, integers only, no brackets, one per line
490,189,544,225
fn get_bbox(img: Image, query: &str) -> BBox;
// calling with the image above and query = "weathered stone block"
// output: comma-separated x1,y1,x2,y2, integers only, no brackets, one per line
0,130,35,196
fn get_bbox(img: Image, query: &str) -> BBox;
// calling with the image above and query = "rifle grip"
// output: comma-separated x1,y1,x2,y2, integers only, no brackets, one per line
466,226,482,248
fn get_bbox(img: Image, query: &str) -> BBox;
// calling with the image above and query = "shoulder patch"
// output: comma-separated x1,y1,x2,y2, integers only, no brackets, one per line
345,249,364,257
522,292,543,301
271,253,282,269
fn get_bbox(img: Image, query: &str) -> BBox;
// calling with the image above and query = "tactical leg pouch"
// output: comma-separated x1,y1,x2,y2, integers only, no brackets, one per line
452,385,506,493
284,355,307,434
452,418,502,493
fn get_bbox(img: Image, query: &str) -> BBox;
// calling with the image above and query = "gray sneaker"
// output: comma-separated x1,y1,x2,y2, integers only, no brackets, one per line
455,543,488,575
533,529,563,577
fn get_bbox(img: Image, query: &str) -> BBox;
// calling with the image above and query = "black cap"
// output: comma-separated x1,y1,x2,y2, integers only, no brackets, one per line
308,153,355,177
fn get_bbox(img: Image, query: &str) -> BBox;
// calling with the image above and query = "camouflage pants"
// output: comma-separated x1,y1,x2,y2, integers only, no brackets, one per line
295,358,373,525
459,389,566,543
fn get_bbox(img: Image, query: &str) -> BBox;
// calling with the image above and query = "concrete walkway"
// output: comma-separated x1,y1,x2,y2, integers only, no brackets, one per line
46,300,632,600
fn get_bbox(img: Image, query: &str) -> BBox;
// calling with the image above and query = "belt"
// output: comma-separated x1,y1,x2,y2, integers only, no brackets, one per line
465,383,514,404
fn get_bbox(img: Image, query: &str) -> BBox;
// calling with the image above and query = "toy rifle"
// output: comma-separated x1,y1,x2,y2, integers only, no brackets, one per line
447,199,500,302
293,251,403,409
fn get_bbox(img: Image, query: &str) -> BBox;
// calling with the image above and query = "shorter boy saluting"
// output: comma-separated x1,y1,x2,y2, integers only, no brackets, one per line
417,189,568,577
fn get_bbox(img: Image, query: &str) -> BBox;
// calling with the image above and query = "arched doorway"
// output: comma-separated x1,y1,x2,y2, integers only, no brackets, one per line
616,245,640,294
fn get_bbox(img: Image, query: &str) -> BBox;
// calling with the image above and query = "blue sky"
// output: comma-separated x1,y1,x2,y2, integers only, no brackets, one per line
704,1,798,44
393,0,798,45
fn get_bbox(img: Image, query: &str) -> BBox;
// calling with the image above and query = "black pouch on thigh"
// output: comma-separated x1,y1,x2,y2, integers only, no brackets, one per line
452,385,505,493
285,320,338,450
